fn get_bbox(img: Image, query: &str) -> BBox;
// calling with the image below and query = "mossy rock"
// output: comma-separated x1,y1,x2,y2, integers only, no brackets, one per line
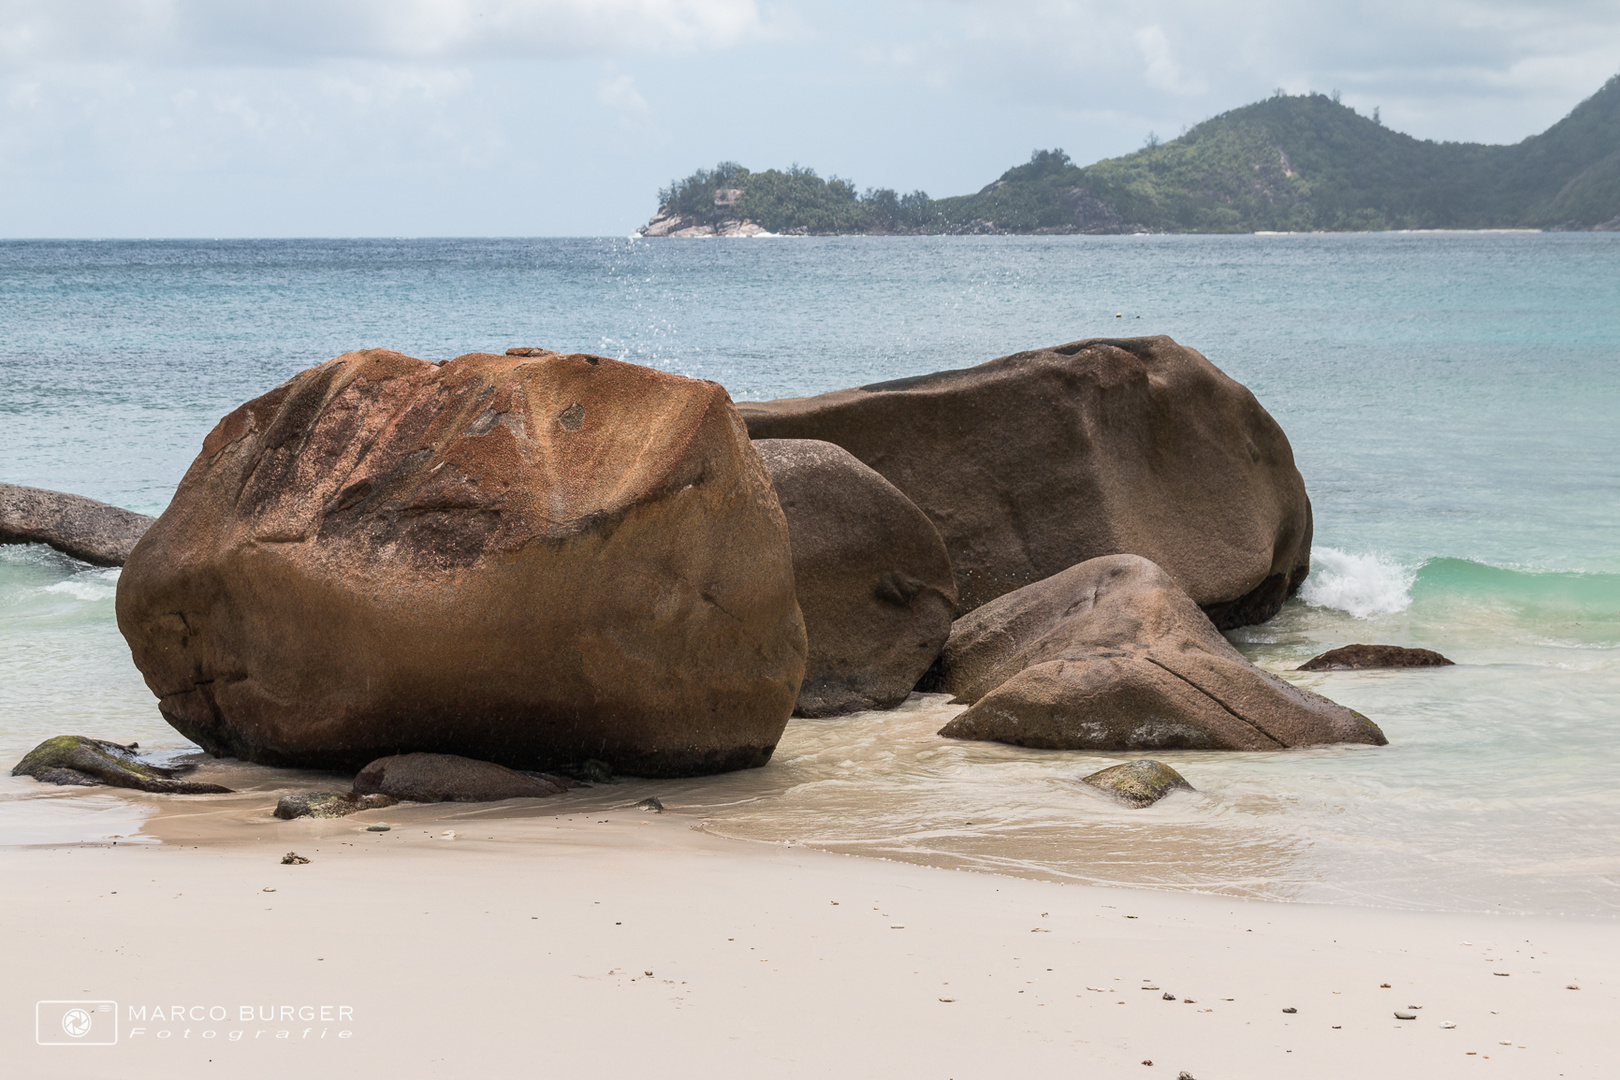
1081,759,1194,808
11,735,233,794
274,791,398,820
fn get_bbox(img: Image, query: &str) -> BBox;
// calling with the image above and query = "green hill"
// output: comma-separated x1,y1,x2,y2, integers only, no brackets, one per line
643,74,1620,234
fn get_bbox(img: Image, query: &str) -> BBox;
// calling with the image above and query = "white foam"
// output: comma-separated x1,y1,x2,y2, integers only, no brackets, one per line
1298,547,1416,618
41,567,120,602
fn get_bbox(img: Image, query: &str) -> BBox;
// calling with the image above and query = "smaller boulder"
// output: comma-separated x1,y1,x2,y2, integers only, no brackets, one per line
755,439,957,716
1081,760,1194,808
353,753,566,803
274,791,399,820
11,736,232,794
1298,644,1455,671
1,483,154,566
933,555,1387,751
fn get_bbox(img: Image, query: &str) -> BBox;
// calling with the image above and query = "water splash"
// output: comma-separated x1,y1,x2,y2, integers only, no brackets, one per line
41,567,120,602
1298,547,1416,617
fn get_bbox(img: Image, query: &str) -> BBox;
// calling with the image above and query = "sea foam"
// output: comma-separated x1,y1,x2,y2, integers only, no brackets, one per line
1298,547,1415,618
41,567,120,602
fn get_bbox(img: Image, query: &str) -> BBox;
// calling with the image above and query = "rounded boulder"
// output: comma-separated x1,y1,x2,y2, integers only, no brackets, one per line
755,439,957,716
739,336,1313,627
932,554,1386,751
116,349,806,777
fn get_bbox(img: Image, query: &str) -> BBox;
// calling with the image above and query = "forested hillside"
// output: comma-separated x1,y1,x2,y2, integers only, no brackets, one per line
642,74,1620,234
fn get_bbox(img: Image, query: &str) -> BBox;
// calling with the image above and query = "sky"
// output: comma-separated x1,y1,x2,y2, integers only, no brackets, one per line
2,0,1618,237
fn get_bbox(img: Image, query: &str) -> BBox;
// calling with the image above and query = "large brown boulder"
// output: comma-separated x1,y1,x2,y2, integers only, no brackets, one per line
932,555,1386,751
116,348,806,777
755,439,956,716
1,483,154,566
738,336,1312,627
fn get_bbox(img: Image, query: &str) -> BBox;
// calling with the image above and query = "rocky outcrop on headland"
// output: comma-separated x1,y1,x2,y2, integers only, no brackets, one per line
11,736,233,793
931,555,1386,751
0,483,153,566
116,348,806,777
739,336,1313,628
1298,644,1455,671
755,439,956,716
639,210,771,237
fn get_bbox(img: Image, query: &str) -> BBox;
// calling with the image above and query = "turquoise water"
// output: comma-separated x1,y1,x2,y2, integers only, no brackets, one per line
2,233,1617,913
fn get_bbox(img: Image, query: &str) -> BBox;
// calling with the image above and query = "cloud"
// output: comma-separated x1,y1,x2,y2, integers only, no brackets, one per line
837,0,1620,143
598,73,647,109
1133,24,1202,96
2,0,1618,236
0,0,767,66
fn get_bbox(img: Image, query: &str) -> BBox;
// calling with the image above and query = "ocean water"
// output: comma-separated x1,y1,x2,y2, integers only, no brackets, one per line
2,233,1617,914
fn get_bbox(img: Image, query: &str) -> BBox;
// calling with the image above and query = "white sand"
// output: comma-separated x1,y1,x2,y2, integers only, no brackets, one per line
2,797,1614,1078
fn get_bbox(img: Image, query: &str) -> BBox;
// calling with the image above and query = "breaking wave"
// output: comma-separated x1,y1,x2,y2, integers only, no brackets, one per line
1298,548,1416,617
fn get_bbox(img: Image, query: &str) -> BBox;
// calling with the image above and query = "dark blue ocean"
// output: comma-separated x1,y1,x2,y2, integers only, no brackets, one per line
3,233,1618,914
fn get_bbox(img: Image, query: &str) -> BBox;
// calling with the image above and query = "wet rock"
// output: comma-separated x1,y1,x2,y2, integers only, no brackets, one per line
274,791,398,820
1081,760,1195,808
755,439,957,716
354,753,567,803
1298,644,1455,671
739,336,1313,627
581,759,614,784
10,736,233,794
934,555,1387,751
115,349,805,777
1,483,154,567
520,770,582,789
635,797,665,813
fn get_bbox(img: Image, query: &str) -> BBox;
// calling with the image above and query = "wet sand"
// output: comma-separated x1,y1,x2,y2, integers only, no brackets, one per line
2,791,1615,1078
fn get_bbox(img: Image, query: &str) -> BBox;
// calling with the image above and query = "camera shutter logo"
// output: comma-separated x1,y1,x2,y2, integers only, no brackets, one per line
62,1008,93,1038
35,1001,118,1046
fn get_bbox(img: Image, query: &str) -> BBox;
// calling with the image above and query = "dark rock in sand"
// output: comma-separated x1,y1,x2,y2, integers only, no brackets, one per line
11,735,234,793
738,336,1312,627
354,753,567,803
281,852,310,864
933,555,1387,751
115,349,806,778
0,483,154,567
1081,760,1195,807
1298,644,1455,671
755,439,957,716
274,791,399,820
635,797,665,813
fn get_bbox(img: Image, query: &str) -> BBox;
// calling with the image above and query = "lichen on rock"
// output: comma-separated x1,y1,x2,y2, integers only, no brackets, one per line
1081,760,1195,807
11,735,233,794
274,791,398,820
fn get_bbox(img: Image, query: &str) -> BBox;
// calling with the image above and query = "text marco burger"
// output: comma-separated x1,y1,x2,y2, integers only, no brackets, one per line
126,1003,354,1039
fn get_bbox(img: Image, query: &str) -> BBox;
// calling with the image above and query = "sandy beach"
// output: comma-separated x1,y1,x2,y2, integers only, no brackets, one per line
3,788,1613,1079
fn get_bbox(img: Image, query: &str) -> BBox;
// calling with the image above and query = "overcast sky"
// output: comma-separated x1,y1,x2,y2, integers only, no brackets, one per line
3,0,1618,237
